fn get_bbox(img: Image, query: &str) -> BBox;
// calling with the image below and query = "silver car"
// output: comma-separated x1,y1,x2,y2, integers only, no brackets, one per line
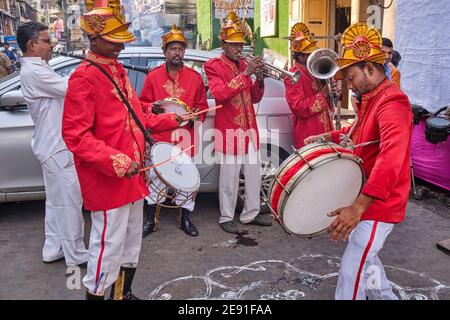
0,47,294,209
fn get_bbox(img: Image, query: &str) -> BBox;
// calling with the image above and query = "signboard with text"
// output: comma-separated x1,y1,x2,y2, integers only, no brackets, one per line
260,0,276,37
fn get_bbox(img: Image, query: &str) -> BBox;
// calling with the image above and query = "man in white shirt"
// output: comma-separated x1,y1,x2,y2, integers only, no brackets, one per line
18,21,88,267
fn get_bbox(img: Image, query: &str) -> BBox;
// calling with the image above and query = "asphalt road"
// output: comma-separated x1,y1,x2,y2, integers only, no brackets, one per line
1,193,449,300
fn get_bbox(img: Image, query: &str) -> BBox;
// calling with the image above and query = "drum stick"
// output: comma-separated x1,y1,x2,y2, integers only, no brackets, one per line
184,105,222,119
140,145,194,173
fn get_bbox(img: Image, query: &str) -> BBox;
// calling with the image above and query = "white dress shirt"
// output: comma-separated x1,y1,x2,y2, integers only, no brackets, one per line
20,57,69,163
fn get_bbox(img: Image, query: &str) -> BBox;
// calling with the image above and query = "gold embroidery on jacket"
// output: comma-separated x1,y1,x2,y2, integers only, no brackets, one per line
243,91,252,108
233,113,246,128
86,52,115,65
311,98,323,113
133,142,141,163
110,154,131,177
318,111,331,131
231,96,242,109
228,78,240,90
163,73,184,98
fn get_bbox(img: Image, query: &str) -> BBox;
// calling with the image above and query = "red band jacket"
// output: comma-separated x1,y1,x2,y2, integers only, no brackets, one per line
284,63,333,149
62,52,179,211
331,80,413,223
140,63,208,156
204,54,264,154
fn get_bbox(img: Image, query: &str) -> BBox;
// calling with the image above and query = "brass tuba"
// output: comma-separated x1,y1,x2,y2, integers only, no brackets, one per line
306,48,341,128
306,48,339,80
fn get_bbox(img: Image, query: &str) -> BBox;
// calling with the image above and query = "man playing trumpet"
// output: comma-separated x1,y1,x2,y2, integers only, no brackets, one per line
140,25,209,237
284,23,341,149
204,12,272,234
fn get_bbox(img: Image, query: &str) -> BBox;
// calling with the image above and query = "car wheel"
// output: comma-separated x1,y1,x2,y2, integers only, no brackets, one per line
236,145,290,214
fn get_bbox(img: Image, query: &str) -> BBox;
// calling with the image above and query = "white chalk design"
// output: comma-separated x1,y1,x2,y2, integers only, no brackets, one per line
146,254,450,300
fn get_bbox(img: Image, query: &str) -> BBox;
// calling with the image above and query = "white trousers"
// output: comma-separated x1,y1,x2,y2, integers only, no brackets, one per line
217,142,261,224
41,150,88,266
83,200,144,294
145,165,195,212
336,220,398,300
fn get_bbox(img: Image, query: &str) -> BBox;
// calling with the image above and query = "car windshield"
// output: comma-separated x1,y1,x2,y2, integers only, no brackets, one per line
0,71,20,84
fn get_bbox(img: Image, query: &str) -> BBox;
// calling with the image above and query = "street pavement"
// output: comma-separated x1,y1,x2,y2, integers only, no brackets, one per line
0,193,449,300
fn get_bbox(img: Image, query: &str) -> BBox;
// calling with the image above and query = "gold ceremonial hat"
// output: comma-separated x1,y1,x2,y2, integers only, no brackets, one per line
335,23,386,78
162,25,187,48
289,23,318,54
218,11,247,44
81,0,135,43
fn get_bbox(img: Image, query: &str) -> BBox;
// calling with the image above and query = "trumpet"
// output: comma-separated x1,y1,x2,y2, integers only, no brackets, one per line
237,54,301,84
53,50,150,74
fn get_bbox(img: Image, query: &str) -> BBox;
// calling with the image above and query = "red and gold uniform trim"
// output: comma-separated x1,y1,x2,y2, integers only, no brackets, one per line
110,153,131,178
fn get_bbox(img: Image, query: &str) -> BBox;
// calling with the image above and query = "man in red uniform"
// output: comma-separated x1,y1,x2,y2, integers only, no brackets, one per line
62,0,181,300
305,23,413,300
204,12,272,234
140,25,208,237
284,22,341,149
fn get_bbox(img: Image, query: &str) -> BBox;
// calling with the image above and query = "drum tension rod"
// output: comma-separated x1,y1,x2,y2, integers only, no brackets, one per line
325,141,342,158
293,149,315,170
274,177,291,195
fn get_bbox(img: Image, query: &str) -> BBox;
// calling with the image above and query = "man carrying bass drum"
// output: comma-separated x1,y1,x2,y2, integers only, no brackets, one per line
305,23,413,300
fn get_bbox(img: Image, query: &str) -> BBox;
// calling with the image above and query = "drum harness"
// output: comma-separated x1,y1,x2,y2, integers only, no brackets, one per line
86,59,154,147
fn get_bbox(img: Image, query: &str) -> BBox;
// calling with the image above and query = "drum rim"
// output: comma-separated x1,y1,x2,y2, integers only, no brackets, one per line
279,155,364,236
268,143,353,208
149,142,200,192
426,116,450,129
268,144,333,193
160,97,191,112
269,148,365,237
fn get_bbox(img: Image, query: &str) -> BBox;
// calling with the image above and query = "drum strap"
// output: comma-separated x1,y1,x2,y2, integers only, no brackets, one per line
339,114,379,150
86,59,154,145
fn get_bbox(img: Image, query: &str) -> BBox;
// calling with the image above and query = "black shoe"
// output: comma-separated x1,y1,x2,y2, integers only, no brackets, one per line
122,291,141,300
244,215,272,227
219,221,240,234
142,220,154,238
180,209,198,237
142,205,156,238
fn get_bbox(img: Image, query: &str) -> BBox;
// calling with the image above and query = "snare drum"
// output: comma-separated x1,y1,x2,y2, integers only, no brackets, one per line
425,116,450,144
158,98,191,127
147,142,200,208
267,142,365,237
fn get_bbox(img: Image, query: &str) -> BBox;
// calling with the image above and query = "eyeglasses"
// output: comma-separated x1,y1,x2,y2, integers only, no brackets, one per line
35,38,52,45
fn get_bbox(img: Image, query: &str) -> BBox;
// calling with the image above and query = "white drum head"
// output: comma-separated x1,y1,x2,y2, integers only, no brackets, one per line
150,143,200,192
160,100,189,115
282,158,363,236
159,99,189,126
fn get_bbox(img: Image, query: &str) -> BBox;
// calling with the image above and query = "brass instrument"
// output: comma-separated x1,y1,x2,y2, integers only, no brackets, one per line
306,48,341,128
306,48,339,80
53,50,150,74
237,53,301,84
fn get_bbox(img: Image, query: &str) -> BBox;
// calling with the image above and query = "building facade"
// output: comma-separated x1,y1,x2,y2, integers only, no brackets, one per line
197,0,397,56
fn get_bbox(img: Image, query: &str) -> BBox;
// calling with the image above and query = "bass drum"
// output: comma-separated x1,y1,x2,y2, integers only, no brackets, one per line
267,142,365,237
